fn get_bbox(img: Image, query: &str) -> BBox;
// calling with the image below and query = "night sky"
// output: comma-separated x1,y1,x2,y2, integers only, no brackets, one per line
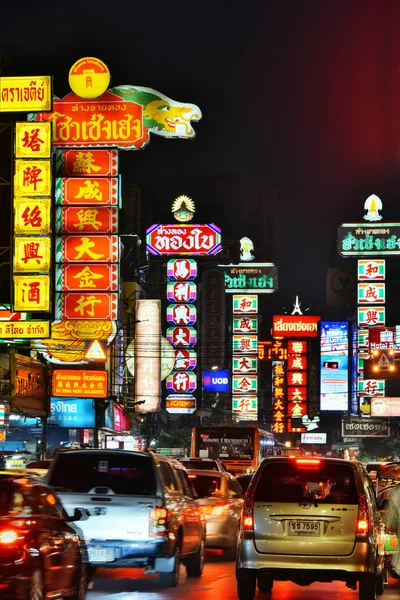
2,0,400,308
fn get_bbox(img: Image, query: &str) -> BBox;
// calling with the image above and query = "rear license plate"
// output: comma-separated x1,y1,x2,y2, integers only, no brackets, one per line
88,547,115,562
289,521,320,536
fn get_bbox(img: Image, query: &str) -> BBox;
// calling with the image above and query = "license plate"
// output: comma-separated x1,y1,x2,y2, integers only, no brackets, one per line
88,547,115,562
289,521,320,536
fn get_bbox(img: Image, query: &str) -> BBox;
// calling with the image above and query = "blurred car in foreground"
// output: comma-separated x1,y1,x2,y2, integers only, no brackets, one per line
46,449,205,587
0,471,88,599
237,457,385,600
236,474,252,494
377,484,400,578
4,452,33,470
188,469,243,558
26,459,52,478
179,457,227,472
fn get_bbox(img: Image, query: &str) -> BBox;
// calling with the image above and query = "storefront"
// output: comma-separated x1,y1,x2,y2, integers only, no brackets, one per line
99,400,133,449
47,397,96,447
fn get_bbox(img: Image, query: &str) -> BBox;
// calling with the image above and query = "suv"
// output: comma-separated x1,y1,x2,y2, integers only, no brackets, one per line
46,449,205,587
237,457,385,600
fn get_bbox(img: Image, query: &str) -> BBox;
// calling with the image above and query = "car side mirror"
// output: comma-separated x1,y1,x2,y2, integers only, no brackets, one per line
66,507,90,522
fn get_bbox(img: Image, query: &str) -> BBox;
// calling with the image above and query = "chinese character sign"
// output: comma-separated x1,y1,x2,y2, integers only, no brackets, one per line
272,360,286,433
287,339,307,427
135,300,161,413
15,122,52,158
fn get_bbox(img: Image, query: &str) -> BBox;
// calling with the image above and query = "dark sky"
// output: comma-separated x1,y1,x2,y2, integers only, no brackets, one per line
2,0,400,307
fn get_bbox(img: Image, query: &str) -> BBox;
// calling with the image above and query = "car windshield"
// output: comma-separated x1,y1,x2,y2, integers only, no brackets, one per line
254,461,358,504
181,460,219,471
48,453,157,495
189,474,223,498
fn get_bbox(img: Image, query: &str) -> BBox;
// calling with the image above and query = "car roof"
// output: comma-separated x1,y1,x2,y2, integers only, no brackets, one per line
186,469,225,477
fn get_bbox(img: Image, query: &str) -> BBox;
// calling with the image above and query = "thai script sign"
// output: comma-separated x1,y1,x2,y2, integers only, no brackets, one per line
301,433,327,444
341,417,390,437
0,76,52,112
55,235,119,263
30,86,201,150
55,206,118,234
0,321,50,339
166,371,197,393
219,263,278,293
338,223,400,256
166,304,197,325
15,122,52,158
166,394,196,414
357,283,385,304
14,198,51,234
56,149,119,176
55,177,120,206
55,292,118,320
52,369,108,398
146,223,221,256
232,295,258,314
48,397,95,428
358,259,385,280
55,264,119,292
135,300,161,413
167,258,197,280
272,315,321,338
358,306,385,327
166,281,197,303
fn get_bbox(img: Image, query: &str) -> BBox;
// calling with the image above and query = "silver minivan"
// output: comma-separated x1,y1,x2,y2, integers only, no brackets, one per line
46,449,206,587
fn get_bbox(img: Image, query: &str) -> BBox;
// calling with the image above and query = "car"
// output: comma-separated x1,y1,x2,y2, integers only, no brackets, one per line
179,457,227,472
4,451,34,470
0,470,88,600
46,449,206,587
26,459,52,478
377,484,400,578
187,469,244,558
365,461,389,484
236,474,253,494
236,456,385,600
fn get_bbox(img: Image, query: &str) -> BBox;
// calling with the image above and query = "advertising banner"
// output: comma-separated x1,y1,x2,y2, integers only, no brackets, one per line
320,321,349,411
232,396,258,415
146,223,222,256
0,321,49,339
272,315,321,338
52,369,108,398
203,370,230,392
56,149,119,176
341,416,390,437
166,394,196,414
135,300,161,413
55,206,118,234
371,397,400,417
48,397,95,428
338,223,400,257
220,263,278,293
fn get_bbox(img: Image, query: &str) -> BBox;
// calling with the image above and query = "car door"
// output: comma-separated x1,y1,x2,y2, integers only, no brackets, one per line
175,468,203,553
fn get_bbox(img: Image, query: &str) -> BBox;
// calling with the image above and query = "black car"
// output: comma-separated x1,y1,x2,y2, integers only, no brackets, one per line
0,472,88,599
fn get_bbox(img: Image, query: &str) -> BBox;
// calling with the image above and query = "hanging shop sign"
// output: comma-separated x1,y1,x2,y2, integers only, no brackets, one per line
232,356,257,374
15,122,52,158
232,396,258,417
358,260,385,280
174,349,197,371
14,159,52,197
219,263,278,293
13,236,51,272
68,57,111,99
288,355,308,370
56,149,119,176
55,206,118,234
48,397,95,428
55,263,119,292
166,304,197,325
52,369,108,398
357,379,385,397
167,259,198,280
203,370,230,392
14,275,50,311
146,223,221,256
232,295,258,314
338,223,400,256
358,306,385,327
0,321,49,339
371,397,400,417
357,283,385,304
134,299,161,413
272,360,286,434
54,292,118,320
55,234,119,263
166,394,196,414
232,374,257,394
14,198,51,234
232,316,258,334
0,76,52,112
272,315,321,338
30,86,201,150
301,433,327,444
320,321,349,412
233,335,258,354
55,177,120,206
166,281,197,303
288,371,307,386
166,326,197,348
369,327,396,350
341,417,390,437
166,371,197,393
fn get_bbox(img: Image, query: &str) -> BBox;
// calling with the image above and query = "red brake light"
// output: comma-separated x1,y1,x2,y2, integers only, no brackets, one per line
242,490,254,531
0,530,18,544
357,494,370,534
188,474,197,478
295,459,321,467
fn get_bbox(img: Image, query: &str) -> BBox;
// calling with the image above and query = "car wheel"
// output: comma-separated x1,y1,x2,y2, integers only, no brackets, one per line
359,577,377,600
258,574,274,593
28,570,43,600
237,569,256,600
70,564,88,600
159,545,180,587
186,539,205,577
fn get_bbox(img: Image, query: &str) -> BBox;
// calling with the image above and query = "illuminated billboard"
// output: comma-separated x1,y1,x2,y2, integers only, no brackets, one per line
320,321,349,411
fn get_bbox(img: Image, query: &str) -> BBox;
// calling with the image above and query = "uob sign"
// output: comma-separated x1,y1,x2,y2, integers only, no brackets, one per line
203,369,230,392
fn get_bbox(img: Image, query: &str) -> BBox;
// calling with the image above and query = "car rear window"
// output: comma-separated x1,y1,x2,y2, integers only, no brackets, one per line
181,460,219,471
48,453,157,495
188,473,222,498
254,460,358,504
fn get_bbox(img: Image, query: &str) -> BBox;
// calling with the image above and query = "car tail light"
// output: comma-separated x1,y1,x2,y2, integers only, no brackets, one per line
201,503,230,517
295,459,321,468
357,494,370,534
242,490,254,531
150,506,169,537
0,530,18,544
